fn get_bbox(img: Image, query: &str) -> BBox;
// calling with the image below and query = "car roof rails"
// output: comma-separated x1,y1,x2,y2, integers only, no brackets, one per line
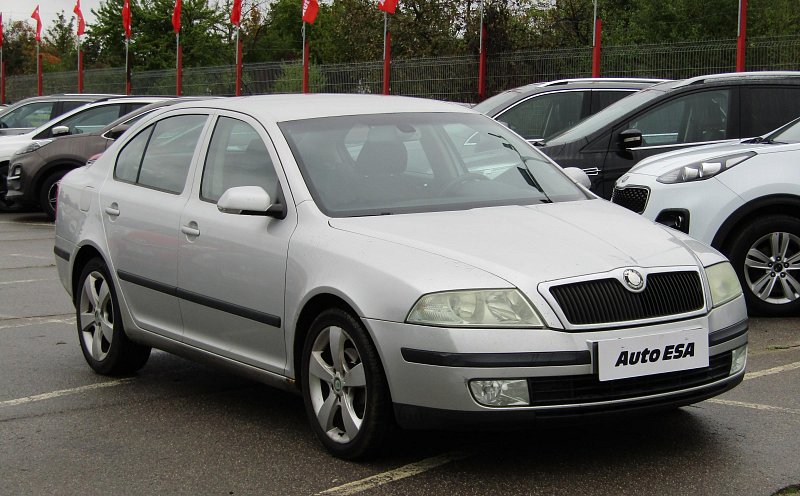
539,78,670,87
674,71,800,88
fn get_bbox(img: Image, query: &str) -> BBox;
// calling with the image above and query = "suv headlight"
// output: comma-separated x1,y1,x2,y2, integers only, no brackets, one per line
705,262,742,308
15,139,53,156
657,152,755,184
406,289,543,327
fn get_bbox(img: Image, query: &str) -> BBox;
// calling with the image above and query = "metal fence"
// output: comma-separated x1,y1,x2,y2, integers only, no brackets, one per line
6,35,800,103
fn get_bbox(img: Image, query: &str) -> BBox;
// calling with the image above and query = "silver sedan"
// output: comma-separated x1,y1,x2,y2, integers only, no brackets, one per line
54,95,748,459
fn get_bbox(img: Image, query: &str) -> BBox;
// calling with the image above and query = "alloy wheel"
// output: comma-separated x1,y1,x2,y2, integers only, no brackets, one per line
744,231,800,304
78,270,115,361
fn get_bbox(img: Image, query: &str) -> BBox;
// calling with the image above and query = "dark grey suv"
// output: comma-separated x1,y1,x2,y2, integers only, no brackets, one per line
538,72,800,198
0,94,117,136
474,78,666,143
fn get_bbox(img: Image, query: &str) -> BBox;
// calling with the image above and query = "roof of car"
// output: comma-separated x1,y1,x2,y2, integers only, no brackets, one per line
672,71,800,88
165,94,473,122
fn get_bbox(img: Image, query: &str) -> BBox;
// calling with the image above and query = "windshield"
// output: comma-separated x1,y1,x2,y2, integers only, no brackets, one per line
768,117,800,143
545,82,677,144
280,112,587,217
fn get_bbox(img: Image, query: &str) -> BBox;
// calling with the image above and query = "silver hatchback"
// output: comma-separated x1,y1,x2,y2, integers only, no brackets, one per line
55,95,748,459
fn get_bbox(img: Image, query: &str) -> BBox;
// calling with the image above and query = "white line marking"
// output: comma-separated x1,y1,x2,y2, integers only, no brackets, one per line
0,315,75,330
744,361,800,380
707,398,800,415
0,278,48,285
0,379,133,408
8,253,52,261
316,451,473,496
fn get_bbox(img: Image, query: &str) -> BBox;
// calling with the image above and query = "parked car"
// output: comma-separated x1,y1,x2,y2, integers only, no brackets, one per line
6,97,214,219
0,96,170,210
0,94,116,137
612,115,800,317
55,95,747,459
474,78,665,143
537,71,800,198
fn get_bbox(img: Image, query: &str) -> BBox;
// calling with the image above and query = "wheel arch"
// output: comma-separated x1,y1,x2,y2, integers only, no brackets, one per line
70,242,110,305
712,194,800,252
32,159,84,204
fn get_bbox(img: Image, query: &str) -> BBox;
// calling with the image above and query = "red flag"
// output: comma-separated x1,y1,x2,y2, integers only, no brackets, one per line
74,0,86,37
302,0,319,24
31,6,43,42
230,0,242,26
122,0,131,39
0,14,4,48
378,0,398,14
172,0,181,33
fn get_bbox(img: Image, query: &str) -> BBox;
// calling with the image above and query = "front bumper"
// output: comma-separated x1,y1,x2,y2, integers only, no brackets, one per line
5,153,40,206
364,297,747,429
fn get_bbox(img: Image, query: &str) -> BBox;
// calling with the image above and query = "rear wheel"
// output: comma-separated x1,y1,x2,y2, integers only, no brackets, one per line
76,258,151,375
40,170,67,220
727,215,800,317
301,308,393,459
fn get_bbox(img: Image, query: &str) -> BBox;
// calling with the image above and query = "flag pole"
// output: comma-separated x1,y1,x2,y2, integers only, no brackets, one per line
235,26,242,96
477,0,486,101
302,21,309,93
77,36,83,93
125,39,130,95
382,12,390,95
37,41,42,96
1,47,4,104
176,32,182,96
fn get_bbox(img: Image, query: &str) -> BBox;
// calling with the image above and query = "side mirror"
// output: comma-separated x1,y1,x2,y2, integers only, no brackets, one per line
563,167,591,189
105,124,130,140
619,129,643,149
217,186,286,219
51,125,70,137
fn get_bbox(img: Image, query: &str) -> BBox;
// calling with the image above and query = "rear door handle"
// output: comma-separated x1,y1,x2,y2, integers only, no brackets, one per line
181,221,200,237
105,202,120,217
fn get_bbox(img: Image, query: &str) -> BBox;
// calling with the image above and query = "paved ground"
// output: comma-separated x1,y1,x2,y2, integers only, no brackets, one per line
0,212,798,495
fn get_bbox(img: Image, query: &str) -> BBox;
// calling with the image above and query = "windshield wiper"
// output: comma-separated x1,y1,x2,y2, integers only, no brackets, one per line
487,132,553,203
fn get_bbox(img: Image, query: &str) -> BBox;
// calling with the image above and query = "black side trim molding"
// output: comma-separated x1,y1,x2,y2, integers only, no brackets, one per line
708,319,748,347
117,270,281,328
401,348,592,368
54,246,70,262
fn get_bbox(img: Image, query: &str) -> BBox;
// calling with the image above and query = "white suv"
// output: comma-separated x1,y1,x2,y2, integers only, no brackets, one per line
612,116,800,317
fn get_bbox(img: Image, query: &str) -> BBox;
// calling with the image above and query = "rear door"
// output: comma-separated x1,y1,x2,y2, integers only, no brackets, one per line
177,112,295,373
740,85,800,137
99,111,210,340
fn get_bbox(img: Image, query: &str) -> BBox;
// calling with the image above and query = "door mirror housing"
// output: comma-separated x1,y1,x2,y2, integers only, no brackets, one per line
105,124,130,140
619,129,643,149
563,167,592,189
51,125,70,137
217,186,286,219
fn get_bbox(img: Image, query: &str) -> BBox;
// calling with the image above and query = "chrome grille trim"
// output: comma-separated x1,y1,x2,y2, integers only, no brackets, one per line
611,186,650,214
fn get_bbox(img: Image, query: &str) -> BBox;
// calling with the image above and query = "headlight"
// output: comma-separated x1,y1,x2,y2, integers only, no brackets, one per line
705,262,742,308
657,152,755,184
406,289,543,327
15,140,53,156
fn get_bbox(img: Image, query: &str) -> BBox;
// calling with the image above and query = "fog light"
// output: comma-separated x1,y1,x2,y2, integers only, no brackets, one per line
469,379,529,407
730,345,747,375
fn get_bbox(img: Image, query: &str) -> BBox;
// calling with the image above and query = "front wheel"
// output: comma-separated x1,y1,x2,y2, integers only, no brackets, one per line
40,170,67,220
301,308,393,459
727,215,800,317
76,258,151,375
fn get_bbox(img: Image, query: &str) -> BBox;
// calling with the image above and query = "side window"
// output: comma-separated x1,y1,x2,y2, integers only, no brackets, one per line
627,89,730,146
0,102,55,129
591,90,634,113
498,91,586,141
201,117,279,203
115,126,153,183
137,115,207,194
60,100,88,114
55,104,124,135
742,87,800,136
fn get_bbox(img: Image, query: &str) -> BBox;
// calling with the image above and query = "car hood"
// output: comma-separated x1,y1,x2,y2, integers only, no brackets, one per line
328,200,703,286
0,133,36,160
626,140,798,176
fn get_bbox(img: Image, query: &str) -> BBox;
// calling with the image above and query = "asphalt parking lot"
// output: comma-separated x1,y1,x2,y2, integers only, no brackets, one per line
0,212,798,495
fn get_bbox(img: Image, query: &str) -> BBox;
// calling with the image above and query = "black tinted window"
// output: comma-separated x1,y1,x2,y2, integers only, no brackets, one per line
627,89,731,145
591,90,634,113
498,91,585,141
742,87,800,136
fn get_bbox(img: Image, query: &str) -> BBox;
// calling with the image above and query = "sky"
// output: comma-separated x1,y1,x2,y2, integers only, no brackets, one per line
3,0,103,31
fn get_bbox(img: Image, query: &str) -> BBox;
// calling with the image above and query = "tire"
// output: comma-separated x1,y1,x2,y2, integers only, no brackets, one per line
75,258,151,375
727,215,800,317
301,308,393,459
40,170,67,221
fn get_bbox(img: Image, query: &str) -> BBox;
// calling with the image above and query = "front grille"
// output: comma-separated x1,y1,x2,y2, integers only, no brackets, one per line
549,271,704,326
527,352,731,407
611,186,649,214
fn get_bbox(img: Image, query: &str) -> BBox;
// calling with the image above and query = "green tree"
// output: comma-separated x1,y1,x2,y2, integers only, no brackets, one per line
44,11,79,72
3,21,38,76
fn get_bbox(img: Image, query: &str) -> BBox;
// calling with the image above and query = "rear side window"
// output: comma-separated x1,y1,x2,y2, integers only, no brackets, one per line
114,114,207,194
0,101,55,129
627,89,731,146
591,90,635,113
497,91,586,141
742,87,800,136
60,100,89,114
201,117,279,202
56,104,124,136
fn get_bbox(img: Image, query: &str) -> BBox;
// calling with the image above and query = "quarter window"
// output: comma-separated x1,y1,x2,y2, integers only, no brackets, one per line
54,104,124,136
498,91,586,141
201,117,278,202
115,126,153,183
627,90,731,146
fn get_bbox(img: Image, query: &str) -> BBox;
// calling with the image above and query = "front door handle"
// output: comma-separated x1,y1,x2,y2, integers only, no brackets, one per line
581,167,601,176
105,202,120,217
181,221,200,237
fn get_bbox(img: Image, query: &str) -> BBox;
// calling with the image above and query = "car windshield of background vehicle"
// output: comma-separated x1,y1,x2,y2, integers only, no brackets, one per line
280,112,588,217
544,82,677,144
768,117,800,143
